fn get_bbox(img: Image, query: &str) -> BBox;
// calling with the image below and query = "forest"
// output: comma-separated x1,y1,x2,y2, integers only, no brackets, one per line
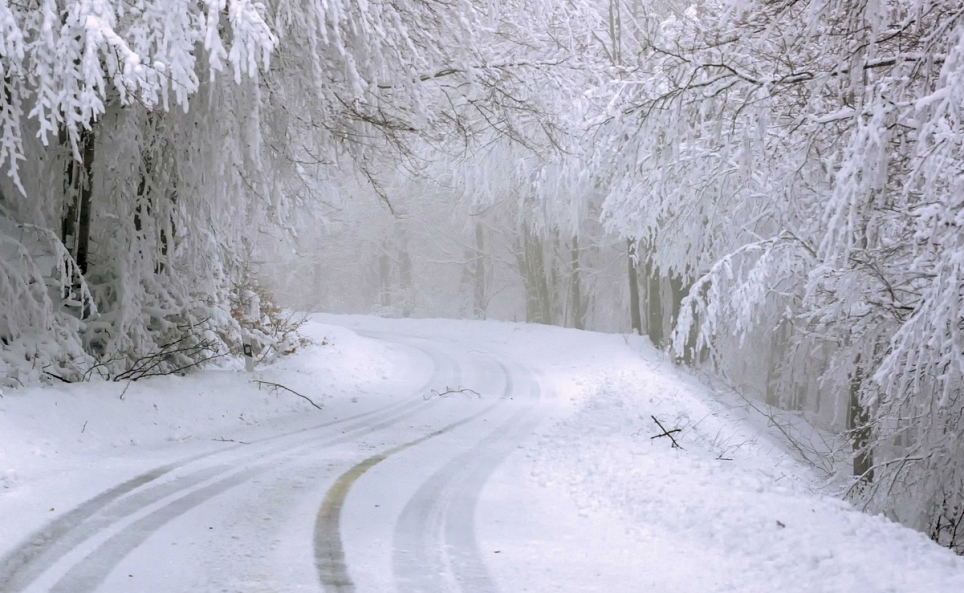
1,0,963,553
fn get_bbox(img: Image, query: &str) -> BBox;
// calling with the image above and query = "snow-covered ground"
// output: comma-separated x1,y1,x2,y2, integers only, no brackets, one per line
1,315,962,593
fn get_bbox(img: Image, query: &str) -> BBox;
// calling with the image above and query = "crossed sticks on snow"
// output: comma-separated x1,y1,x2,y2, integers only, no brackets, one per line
650,415,683,449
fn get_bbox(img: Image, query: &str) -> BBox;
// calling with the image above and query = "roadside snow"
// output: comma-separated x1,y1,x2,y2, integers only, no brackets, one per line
315,315,964,592
473,326,964,593
0,322,421,550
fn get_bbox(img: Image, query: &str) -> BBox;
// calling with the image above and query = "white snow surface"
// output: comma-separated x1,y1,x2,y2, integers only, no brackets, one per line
0,315,961,593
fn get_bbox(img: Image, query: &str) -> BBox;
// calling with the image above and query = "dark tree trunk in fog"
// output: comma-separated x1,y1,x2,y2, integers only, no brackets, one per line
645,256,663,346
675,284,705,368
74,129,95,278
765,320,793,408
378,246,392,309
627,239,641,335
669,274,685,332
848,358,874,482
515,236,534,323
59,126,96,318
474,222,486,319
570,235,585,330
535,242,552,324
519,225,552,324
59,127,77,254
398,231,413,317
133,143,176,275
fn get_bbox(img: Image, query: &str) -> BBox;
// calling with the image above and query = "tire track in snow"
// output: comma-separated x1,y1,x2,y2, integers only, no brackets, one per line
312,359,541,593
313,350,511,593
47,466,264,593
313,405,499,593
0,465,178,593
0,336,456,593
391,363,541,593
42,401,462,593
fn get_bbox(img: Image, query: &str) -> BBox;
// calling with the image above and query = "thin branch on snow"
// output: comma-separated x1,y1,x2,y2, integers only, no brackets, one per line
252,380,323,410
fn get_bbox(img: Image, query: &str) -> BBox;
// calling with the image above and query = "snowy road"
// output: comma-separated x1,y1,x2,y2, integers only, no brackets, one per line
0,331,544,593
3,316,964,593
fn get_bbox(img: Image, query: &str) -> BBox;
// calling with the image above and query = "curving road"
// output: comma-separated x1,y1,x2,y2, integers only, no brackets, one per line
0,330,543,593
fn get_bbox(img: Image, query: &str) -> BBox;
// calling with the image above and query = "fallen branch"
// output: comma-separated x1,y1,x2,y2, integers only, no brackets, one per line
83,357,117,382
114,333,224,382
213,437,249,444
425,386,482,400
252,380,322,410
43,370,71,384
651,415,684,449
719,379,838,475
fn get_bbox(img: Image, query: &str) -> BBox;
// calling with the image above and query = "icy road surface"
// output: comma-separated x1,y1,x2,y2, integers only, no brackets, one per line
2,315,964,593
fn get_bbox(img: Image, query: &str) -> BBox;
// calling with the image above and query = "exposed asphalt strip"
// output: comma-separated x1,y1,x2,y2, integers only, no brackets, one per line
0,336,457,593
313,403,500,593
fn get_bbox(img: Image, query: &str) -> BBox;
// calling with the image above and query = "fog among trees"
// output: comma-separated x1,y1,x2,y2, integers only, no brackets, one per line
2,0,963,553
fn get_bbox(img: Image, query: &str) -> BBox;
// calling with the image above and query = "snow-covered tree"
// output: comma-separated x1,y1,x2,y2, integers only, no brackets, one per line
590,0,964,551
0,0,552,383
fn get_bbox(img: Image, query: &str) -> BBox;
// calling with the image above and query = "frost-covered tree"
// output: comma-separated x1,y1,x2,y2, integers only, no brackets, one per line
592,0,964,551
1,0,280,384
0,0,559,384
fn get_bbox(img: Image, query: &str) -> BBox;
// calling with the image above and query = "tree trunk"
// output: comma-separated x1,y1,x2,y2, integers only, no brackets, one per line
536,241,552,324
378,245,392,309
59,127,77,254
645,256,663,346
60,126,95,318
159,158,177,273
514,239,533,322
74,128,95,278
848,358,874,482
473,222,486,319
570,235,585,330
627,239,641,334
677,290,704,368
765,320,793,408
520,225,551,324
398,231,413,317
669,273,686,332
133,146,174,275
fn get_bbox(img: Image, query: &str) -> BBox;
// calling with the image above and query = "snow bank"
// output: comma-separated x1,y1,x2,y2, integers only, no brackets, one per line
321,314,964,590
506,330,964,592
0,321,416,547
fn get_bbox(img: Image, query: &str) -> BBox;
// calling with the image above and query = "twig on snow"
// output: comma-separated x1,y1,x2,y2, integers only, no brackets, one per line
43,370,71,384
425,386,482,400
651,415,684,449
252,380,323,410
